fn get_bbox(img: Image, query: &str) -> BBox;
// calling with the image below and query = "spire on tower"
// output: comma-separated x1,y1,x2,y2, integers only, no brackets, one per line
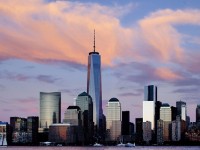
93,29,95,52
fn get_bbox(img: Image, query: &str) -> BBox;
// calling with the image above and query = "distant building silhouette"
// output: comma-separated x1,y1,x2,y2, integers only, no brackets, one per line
196,105,200,123
135,118,143,143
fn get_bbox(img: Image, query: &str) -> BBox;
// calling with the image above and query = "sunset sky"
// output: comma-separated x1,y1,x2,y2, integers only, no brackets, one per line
0,0,200,123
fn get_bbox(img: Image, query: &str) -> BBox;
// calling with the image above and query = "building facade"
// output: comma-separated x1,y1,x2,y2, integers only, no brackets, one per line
143,85,157,130
176,101,186,121
106,98,121,141
171,116,181,141
87,32,102,131
135,118,143,143
63,106,81,126
40,92,61,128
196,105,200,123
27,116,39,144
157,119,164,145
122,111,130,135
143,121,152,143
160,103,171,142
76,92,93,144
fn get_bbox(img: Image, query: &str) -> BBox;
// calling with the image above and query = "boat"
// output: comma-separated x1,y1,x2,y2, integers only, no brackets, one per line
125,142,135,147
117,142,125,147
93,142,103,147
0,134,7,148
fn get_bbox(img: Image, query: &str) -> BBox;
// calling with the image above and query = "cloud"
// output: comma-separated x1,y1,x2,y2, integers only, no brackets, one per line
0,0,133,67
36,75,60,83
0,70,60,83
137,9,200,62
173,88,199,94
119,92,141,97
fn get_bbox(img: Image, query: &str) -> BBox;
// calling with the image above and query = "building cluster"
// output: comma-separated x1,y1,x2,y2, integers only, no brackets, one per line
138,85,200,145
0,34,200,146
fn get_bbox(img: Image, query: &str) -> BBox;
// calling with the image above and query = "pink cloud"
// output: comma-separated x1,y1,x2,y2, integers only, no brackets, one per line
0,0,133,66
138,9,200,62
155,67,182,80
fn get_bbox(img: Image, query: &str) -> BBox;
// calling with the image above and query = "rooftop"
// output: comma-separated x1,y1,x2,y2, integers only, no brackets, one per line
109,97,119,102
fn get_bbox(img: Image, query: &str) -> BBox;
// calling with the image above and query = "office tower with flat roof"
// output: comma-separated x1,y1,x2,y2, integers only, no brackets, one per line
157,119,163,145
27,116,39,144
40,92,61,128
196,105,200,123
122,111,130,136
171,106,177,121
87,31,102,131
106,98,121,141
10,117,27,143
176,100,186,121
63,106,81,126
143,121,152,143
171,116,181,141
76,92,93,144
143,85,157,130
160,103,171,141
135,118,143,143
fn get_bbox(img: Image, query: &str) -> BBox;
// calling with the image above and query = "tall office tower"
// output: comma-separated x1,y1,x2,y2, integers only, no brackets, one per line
176,100,186,121
106,98,121,141
27,116,39,144
122,111,130,135
63,106,81,126
171,116,181,141
10,117,27,143
171,106,177,121
196,105,200,123
40,92,61,128
76,92,93,144
160,103,171,141
157,119,164,145
135,118,143,143
143,121,152,143
87,31,102,131
143,85,157,130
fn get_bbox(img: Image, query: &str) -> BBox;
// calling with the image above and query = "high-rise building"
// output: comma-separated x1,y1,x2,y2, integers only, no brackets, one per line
106,98,121,141
27,116,39,144
196,105,200,123
143,85,157,130
135,118,143,143
171,106,177,121
76,92,93,144
63,106,81,126
171,116,181,141
143,121,152,143
157,119,163,145
87,31,102,131
160,103,171,141
122,111,130,135
10,117,27,143
40,92,61,128
176,100,186,121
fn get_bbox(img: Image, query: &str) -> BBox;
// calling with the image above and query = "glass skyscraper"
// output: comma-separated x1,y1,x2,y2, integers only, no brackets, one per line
143,85,157,130
87,31,102,130
40,92,61,128
176,100,186,121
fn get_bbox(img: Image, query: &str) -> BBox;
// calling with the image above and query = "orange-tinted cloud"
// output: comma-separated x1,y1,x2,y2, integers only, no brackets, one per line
138,9,200,62
155,67,182,80
0,0,133,66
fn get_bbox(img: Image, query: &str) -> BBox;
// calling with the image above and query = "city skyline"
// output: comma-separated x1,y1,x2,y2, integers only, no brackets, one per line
0,0,200,123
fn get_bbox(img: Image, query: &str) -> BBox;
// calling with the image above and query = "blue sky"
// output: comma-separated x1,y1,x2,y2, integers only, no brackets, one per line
0,0,200,123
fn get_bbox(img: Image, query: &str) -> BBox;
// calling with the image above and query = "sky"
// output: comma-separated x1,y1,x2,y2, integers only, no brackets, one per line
0,0,200,123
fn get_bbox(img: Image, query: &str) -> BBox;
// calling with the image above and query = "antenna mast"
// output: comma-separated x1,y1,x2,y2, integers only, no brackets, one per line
93,29,95,52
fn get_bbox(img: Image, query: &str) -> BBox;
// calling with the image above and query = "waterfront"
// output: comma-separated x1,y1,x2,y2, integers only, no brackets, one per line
1,146,200,150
